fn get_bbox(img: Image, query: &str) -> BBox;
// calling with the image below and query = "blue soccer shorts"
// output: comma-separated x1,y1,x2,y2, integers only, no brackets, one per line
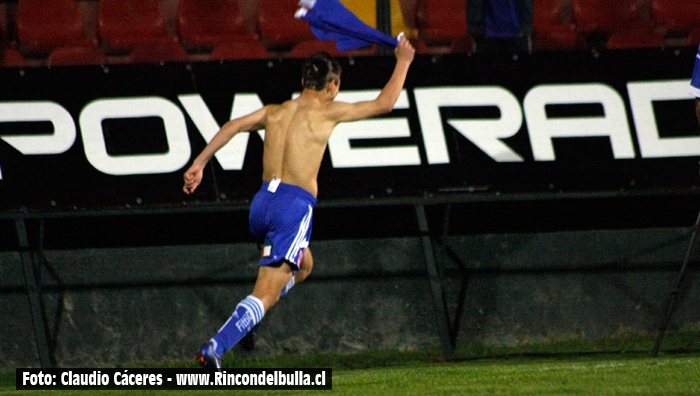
691,44,700,98
249,180,317,271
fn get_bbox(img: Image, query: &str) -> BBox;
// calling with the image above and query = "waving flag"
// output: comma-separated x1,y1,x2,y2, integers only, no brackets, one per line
295,0,401,52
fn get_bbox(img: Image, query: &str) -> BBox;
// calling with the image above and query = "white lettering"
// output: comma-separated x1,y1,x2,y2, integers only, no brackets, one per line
414,87,523,163
627,80,700,158
328,90,420,167
0,101,76,179
0,101,76,154
523,83,635,161
179,93,265,170
79,97,191,175
446,88,524,162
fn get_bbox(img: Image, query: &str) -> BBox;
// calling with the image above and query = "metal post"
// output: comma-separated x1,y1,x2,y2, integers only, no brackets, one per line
15,218,52,368
376,0,392,55
652,209,700,357
415,204,454,360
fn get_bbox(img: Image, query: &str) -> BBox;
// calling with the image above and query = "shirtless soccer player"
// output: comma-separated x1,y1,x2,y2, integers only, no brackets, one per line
182,37,415,369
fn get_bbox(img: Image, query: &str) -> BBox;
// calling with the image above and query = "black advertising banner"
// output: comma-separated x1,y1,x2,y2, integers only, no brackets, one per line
1,48,699,213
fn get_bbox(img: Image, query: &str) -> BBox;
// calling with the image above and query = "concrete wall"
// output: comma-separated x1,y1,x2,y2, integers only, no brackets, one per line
2,227,699,368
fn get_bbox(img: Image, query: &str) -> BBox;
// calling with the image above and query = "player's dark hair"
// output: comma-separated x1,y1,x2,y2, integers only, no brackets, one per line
301,51,342,91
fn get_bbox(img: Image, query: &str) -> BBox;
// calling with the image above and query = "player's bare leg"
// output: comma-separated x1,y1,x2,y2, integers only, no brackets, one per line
241,249,313,351
196,263,292,369
251,264,294,311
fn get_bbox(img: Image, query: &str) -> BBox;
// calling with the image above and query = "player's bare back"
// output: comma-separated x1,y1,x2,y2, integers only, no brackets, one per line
261,99,337,198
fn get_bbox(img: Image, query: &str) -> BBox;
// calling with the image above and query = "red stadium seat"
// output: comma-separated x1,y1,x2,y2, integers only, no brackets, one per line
48,45,107,66
211,40,271,60
450,35,475,54
533,24,587,51
0,47,26,68
572,0,642,36
177,0,257,52
129,41,188,64
415,0,467,46
532,0,587,51
688,27,700,47
0,6,7,48
98,0,174,54
533,0,567,29
651,0,700,37
607,25,666,49
257,0,315,51
289,40,340,58
16,0,95,57
410,38,432,54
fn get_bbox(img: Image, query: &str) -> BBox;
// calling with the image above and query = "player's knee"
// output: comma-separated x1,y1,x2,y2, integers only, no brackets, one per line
258,293,281,311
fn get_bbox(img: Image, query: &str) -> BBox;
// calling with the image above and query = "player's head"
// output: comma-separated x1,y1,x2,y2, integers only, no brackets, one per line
301,51,342,97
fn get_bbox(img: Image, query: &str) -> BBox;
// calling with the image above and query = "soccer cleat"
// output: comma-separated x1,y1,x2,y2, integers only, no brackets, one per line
194,341,222,370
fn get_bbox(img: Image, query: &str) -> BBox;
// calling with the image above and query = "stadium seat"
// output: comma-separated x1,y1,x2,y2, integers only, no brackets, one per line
532,0,587,52
450,35,475,54
0,5,7,48
289,40,340,58
651,0,700,37
211,40,270,60
16,0,96,57
607,25,666,49
572,0,641,37
98,0,175,55
533,0,579,50
0,47,26,68
532,25,587,51
533,0,567,29
688,27,700,46
415,0,467,46
176,0,257,52
257,0,315,51
47,45,107,66
129,41,188,64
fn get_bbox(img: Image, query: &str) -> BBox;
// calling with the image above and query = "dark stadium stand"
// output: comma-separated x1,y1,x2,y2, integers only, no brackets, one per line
607,24,666,49
211,40,270,60
0,0,698,67
16,0,96,57
0,46,25,67
651,0,700,37
176,0,258,52
47,45,107,66
532,0,587,51
415,0,468,47
98,0,175,55
128,40,188,63
257,0,315,51
289,39,340,58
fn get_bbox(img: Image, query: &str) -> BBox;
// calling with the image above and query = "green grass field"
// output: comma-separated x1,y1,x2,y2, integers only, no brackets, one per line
2,332,700,395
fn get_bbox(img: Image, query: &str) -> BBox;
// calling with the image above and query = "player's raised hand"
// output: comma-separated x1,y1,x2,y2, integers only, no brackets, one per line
183,165,204,194
395,35,415,64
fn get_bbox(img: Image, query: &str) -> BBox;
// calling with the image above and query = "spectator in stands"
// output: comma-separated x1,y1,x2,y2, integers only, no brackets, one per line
182,38,415,370
691,43,700,125
467,0,533,54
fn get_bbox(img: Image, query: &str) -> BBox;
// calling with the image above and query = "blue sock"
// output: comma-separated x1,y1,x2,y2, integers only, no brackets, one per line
211,295,265,355
279,277,296,297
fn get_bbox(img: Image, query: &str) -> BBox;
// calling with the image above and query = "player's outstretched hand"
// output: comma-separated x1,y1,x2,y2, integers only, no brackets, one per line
183,166,203,194
395,36,415,64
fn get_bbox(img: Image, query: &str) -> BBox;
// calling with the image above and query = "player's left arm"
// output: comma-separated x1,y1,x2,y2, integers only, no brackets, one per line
183,106,270,194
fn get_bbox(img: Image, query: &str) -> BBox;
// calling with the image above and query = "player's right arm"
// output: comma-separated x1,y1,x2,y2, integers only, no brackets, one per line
183,106,270,194
327,37,414,123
